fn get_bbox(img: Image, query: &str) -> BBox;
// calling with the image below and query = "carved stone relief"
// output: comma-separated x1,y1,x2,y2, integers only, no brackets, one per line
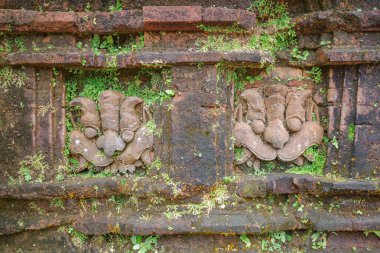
234,84,324,169
68,90,154,174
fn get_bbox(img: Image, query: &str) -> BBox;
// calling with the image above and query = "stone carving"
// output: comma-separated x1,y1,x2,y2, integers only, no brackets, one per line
234,85,323,168
68,90,154,174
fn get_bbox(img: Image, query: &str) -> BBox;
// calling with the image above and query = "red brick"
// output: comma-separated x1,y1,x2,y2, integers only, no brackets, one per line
202,8,255,29
318,47,380,65
143,6,202,31
202,8,240,26
0,9,143,34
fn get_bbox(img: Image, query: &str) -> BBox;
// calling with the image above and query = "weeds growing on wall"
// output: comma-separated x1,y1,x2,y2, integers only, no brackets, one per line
13,152,48,184
196,0,297,63
287,145,326,176
0,66,27,91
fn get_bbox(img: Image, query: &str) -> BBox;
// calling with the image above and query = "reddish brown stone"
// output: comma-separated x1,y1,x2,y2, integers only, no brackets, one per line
7,52,82,67
202,8,256,29
294,10,380,35
3,51,271,68
317,47,380,65
143,6,202,31
0,9,143,34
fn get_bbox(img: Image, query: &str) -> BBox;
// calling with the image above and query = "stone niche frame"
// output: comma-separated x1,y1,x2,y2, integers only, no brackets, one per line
0,4,379,252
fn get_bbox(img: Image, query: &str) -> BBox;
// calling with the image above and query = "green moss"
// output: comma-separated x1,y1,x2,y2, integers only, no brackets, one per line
18,152,48,184
50,198,65,209
234,147,245,162
66,226,89,248
196,0,298,66
348,124,355,141
198,24,248,34
90,33,144,56
287,145,326,176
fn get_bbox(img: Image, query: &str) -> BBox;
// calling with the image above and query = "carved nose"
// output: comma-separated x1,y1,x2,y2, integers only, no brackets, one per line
97,131,126,157
263,119,289,149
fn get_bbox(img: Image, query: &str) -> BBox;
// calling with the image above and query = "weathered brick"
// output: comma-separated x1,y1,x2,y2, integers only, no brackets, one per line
318,46,380,65
0,9,143,34
143,6,202,31
294,10,380,35
157,65,232,186
202,8,256,29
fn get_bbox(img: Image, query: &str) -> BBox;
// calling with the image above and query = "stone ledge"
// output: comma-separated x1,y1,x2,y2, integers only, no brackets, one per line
0,50,273,67
1,203,379,236
0,6,255,34
0,9,143,34
0,174,378,200
294,10,380,35
143,6,255,31
317,46,380,65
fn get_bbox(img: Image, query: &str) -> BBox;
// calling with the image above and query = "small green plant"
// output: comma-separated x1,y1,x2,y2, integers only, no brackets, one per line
348,124,355,141
76,41,83,49
261,231,292,252
29,202,45,214
50,198,65,209
311,232,327,250
109,0,123,12
364,230,380,238
197,24,247,34
32,41,40,52
234,147,245,162
307,67,323,84
331,136,339,149
292,195,304,212
148,158,162,172
320,40,331,46
240,234,251,248
14,37,26,52
130,235,159,253
222,176,236,184
248,0,288,21
91,33,144,56
51,67,59,88
290,48,309,61
18,152,48,183
38,103,54,117
196,35,247,52
0,66,27,90
66,226,88,248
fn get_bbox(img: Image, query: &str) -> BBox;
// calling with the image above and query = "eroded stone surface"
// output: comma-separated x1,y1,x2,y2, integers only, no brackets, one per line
234,68,324,168
68,91,153,174
157,66,232,186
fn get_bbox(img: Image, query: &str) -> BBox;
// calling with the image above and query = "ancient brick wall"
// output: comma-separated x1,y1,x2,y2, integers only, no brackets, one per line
0,0,379,252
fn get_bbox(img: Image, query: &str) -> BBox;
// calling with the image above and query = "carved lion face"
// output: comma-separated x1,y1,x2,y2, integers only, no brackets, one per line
68,90,154,174
234,84,323,167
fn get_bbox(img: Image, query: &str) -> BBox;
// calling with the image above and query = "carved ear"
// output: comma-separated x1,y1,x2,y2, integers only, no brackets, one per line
143,105,153,123
69,97,100,131
234,104,243,123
